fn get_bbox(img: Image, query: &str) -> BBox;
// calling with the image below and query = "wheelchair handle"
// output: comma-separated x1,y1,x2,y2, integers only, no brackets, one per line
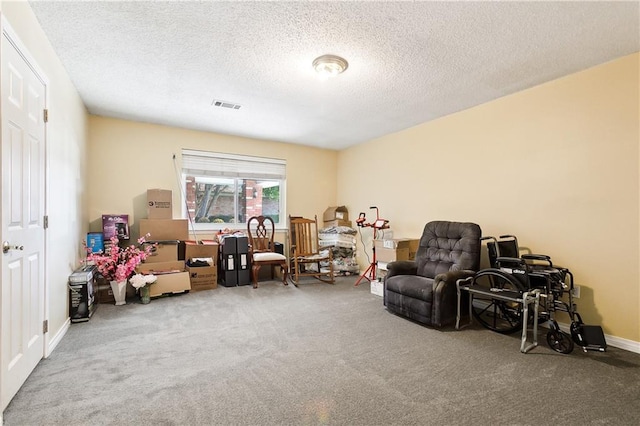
499,234,518,247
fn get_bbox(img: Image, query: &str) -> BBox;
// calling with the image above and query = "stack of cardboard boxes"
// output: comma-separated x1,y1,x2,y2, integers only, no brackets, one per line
319,206,359,276
137,189,218,297
370,238,420,297
375,238,420,282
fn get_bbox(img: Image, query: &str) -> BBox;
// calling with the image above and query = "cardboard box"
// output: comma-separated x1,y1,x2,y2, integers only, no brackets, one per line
102,214,129,240
138,260,185,275
148,272,191,297
323,206,349,222
184,241,218,291
139,219,189,241
95,276,115,304
374,238,420,263
183,241,218,291
147,189,172,220
370,279,383,297
376,261,389,281
144,240,179,263
186,266,218,291
323,219,353,228
184,241,219,264
376,269,388,281
137,261,190,297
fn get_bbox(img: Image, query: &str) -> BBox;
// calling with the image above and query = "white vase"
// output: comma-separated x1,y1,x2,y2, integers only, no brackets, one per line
110,280,127,306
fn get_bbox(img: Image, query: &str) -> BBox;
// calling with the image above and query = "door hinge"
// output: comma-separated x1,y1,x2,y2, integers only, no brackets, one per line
43,109,48,123
43,320,48,333
43,215,49,229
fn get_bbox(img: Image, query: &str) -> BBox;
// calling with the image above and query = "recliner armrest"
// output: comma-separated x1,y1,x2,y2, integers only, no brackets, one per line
433,269,476,286
386,260,418,278
431,269,477,327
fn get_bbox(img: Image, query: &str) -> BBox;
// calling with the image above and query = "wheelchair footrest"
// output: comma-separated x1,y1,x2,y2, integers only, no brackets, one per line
572,324,607,352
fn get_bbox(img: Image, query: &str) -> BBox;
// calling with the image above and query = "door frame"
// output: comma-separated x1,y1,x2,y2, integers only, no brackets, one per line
0,13,50,412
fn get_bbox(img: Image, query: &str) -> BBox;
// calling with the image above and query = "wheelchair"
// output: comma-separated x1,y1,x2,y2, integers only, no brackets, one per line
464,235,606,354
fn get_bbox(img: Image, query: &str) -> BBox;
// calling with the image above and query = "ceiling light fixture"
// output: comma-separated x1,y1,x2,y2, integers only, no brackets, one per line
312,54,348,79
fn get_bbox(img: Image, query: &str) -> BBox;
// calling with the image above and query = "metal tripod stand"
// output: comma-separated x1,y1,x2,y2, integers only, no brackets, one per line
354,207,389,286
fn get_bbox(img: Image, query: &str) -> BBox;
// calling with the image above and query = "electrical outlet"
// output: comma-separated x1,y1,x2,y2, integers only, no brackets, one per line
571,285,581,299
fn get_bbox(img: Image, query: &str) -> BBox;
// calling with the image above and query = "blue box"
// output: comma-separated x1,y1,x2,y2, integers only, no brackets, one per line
86,232,104,253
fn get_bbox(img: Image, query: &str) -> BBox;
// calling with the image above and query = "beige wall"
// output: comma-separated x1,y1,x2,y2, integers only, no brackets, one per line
1,2,89,348
6,0,637,347
338,53,640,342
87,116,338,243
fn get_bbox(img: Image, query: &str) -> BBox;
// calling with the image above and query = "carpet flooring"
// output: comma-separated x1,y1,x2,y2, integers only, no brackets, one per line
3,276,640,425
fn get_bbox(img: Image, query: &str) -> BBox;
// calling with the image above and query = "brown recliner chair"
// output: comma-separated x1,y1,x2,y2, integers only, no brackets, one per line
384,221,482,327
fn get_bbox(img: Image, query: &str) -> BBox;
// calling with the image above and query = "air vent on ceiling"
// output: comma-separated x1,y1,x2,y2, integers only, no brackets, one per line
211,99,241,110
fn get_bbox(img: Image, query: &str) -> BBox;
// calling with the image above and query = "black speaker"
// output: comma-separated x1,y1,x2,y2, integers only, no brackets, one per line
235,236,251,286
218,235,253,287
221,235,237,254
219,235,239,287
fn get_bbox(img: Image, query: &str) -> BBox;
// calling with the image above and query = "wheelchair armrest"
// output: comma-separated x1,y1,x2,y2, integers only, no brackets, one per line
496,256,527,266
522,254,553,266
386,260,417,278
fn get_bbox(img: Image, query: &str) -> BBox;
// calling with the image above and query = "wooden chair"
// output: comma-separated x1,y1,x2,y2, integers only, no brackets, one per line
247,216,288,289
288,215,334,285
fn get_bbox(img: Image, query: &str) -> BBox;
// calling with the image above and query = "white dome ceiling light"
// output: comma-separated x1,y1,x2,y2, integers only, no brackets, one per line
312,54,349,79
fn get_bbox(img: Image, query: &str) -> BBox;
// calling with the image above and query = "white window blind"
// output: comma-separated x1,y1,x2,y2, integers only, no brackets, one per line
182,149,286,180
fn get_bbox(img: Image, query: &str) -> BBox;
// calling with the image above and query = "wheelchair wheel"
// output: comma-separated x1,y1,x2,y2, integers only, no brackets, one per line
546,330,574,354
470,269,527,334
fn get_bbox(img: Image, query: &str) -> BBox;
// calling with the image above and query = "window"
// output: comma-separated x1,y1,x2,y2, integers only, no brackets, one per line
181,149,286,229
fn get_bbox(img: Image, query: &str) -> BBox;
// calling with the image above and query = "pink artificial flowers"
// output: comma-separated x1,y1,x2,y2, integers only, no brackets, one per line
85,235,155,282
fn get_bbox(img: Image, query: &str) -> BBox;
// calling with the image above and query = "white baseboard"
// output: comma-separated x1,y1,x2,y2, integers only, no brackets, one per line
555,321,640,354
45,318,70,358
603,335,640,353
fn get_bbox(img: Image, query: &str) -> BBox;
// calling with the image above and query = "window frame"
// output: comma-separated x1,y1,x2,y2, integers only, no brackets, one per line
181,150,287,231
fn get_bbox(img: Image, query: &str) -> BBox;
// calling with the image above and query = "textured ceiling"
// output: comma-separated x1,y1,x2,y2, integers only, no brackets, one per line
29,1,639,150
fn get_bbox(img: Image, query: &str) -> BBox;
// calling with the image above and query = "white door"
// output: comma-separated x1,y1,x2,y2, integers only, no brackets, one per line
1,26,47,412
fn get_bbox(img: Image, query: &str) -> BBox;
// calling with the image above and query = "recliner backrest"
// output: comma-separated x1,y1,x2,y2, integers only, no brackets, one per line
415,221,482,278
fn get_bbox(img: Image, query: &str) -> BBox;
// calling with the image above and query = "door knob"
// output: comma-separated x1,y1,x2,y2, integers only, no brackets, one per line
2,241,24,254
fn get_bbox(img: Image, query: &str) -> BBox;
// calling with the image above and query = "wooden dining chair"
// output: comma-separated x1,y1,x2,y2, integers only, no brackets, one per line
288,215,334,285
247,215,288,288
